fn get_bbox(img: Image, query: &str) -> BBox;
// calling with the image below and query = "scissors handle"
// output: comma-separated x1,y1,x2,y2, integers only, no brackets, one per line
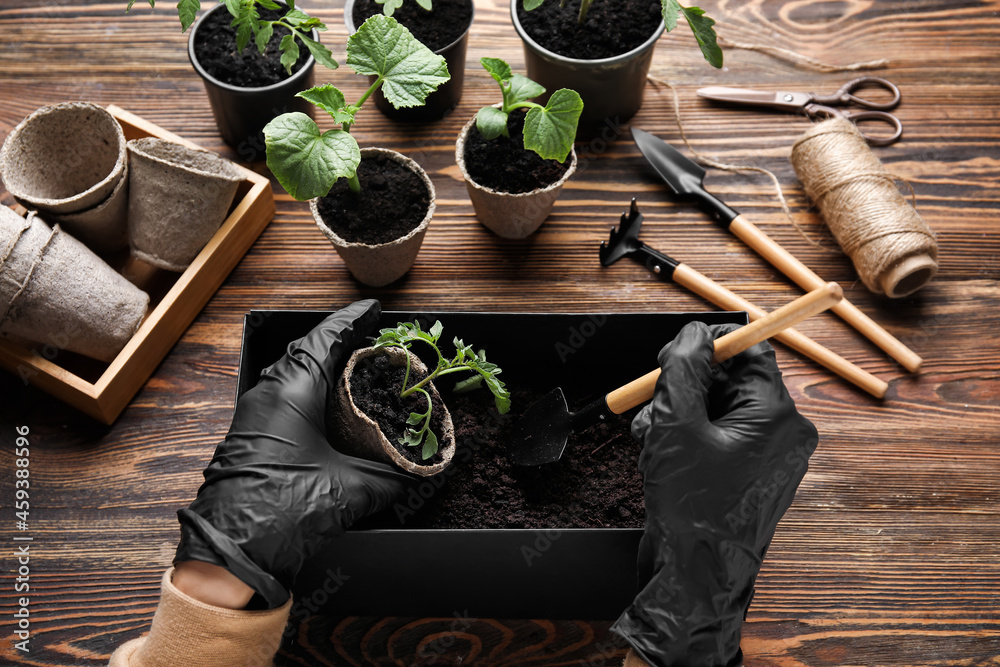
806,104,903,146
811,76,901,111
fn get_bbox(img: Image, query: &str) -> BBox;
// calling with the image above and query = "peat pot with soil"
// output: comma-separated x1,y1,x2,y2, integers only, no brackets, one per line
237,309,749,619
330,320,510,476
511,0,723,133
345,0,475,121
455,58,582,239
128,0,339,154
264,15,450,286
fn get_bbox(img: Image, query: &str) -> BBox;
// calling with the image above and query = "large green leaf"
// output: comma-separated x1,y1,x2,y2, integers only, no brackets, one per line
522,88,583,162
296,85,355,124
263,112,361,201
254,21,273,53
681,5,723,68
177,0,200,31
297,33,338,70
476,106,508,140
346,15,450,109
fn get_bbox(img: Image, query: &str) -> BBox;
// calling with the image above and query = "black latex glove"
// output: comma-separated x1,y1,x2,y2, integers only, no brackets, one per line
174,299,413,608
612,322,819,667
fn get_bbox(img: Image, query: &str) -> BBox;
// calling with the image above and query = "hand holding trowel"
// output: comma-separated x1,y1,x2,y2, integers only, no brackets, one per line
509,282,843,466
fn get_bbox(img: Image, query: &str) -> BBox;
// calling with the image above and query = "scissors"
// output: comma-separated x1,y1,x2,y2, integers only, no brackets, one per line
697,76,903,146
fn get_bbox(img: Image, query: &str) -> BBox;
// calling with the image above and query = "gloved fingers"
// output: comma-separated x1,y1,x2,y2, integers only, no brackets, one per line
631,403,653,442
234,300,382,434
335,455,418,528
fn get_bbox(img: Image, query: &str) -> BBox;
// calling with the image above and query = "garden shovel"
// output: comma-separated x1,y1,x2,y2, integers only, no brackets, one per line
508,282,843,466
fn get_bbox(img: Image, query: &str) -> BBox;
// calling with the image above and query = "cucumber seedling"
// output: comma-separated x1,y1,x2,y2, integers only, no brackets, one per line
263,15,450,200
373,320,511,460
375,0,432,17
126,0,338,74
521,0,723,68
476,57,583,163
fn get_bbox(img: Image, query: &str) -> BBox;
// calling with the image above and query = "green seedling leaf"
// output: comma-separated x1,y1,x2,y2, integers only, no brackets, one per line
231,3,259,52
406,411,425,426
400,428,423,447
523,88,583,162
453,375,483,393
297,33,339,70
429,320,444,341
282,8,311,25
680,5,722,68
126,0,155,12
507,73,545,105
476,106,509,140
415,0,433,10
279,33,299,72
263,112,361,201
223,0,241,19
421,429,439,460
661,0,680,31
297,85,354,124
347,15,450,109
255,21,274,53
481,57,512,84
523,0,545,9
258,0,281,9
375,0,404,16
177,0,200,31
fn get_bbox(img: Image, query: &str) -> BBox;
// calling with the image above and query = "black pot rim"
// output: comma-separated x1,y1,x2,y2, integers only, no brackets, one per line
187,2,318,94
510,0,665,66
343,0,476,55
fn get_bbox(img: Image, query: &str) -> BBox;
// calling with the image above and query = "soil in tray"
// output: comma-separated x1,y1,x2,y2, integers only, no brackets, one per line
348,353,448,467
516,0,662,60
194,8,311,87
358,386,645,529
463,109,572,194
352,0,473,51
315,153,430,245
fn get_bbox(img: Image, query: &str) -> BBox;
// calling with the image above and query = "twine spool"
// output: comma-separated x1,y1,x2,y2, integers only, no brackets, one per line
791,118,938,298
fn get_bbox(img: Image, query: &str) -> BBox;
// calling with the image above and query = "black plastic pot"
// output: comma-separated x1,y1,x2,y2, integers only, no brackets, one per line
188,3,317,158
510,0,664,137
237,309,749,619
344,0,474,122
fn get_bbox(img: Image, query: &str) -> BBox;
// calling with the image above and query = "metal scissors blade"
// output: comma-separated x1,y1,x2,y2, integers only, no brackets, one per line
697,86,813,112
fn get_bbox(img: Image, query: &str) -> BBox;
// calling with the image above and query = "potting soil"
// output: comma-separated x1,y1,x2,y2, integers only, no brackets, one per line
516,0,662,60
348,353,448,467
352,0,474,51
316,153,431,245
463,109,572,194
194,8,311,87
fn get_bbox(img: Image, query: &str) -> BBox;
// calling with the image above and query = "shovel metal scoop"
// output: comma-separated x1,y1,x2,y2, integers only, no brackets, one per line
508,282,844,466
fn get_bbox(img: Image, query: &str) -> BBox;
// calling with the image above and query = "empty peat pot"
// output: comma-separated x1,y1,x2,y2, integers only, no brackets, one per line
510,0,664,136
0,102,127,215
345,0,474,121
455,111,577,239
330,346,456,476
0,208,149,363
310,147,434,287
188,2,318,154
45,164,130,254
127,138,244,272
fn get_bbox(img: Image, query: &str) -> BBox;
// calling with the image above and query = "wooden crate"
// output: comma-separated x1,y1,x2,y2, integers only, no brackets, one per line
0,105,275,423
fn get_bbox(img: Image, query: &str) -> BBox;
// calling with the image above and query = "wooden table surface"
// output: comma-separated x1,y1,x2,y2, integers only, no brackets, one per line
1,0,998,664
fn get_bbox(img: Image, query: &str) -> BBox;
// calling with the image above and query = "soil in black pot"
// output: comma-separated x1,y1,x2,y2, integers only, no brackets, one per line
194,7,311,87
352,0,473,51
348,353,448,467
358,385,645,529
516,0,662,60
315,153,430,245
463,109,571,194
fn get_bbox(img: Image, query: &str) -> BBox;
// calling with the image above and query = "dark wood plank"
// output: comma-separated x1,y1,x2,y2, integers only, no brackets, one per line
1,0,999,664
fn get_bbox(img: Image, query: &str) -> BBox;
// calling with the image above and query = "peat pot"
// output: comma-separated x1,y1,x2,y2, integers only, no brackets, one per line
188,2,318,156
345,0,474,121
310,148,435,287
331,346,456,477
510,0,664,137
237,309,749,620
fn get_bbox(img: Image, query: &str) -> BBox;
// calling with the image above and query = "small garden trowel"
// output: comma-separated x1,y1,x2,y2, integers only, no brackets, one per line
508,282,843,466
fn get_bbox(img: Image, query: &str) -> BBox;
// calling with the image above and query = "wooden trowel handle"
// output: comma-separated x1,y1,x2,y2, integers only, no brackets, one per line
605,282,844,414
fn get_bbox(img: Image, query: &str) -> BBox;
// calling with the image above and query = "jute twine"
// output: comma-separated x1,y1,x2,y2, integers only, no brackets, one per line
790,118,937,297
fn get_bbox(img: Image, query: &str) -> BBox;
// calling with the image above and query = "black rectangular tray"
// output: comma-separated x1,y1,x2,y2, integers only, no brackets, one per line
237,309,748,620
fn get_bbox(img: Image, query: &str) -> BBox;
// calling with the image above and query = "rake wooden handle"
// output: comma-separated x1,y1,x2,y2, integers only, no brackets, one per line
672,263,889,398
729,215,922,373
605,282,844,414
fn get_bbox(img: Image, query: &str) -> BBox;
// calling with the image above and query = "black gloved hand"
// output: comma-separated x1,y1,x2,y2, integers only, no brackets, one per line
174,299,412,608
612,322,819,667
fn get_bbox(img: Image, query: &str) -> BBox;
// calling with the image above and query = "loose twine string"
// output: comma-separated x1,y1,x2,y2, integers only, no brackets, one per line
646,41,936,295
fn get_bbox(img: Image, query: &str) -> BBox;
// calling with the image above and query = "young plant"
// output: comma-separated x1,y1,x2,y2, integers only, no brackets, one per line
263,15,449,200
522,0,723,68
126,0,338,74
476,57,583,163
375,0,432,17
373,320,511,460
